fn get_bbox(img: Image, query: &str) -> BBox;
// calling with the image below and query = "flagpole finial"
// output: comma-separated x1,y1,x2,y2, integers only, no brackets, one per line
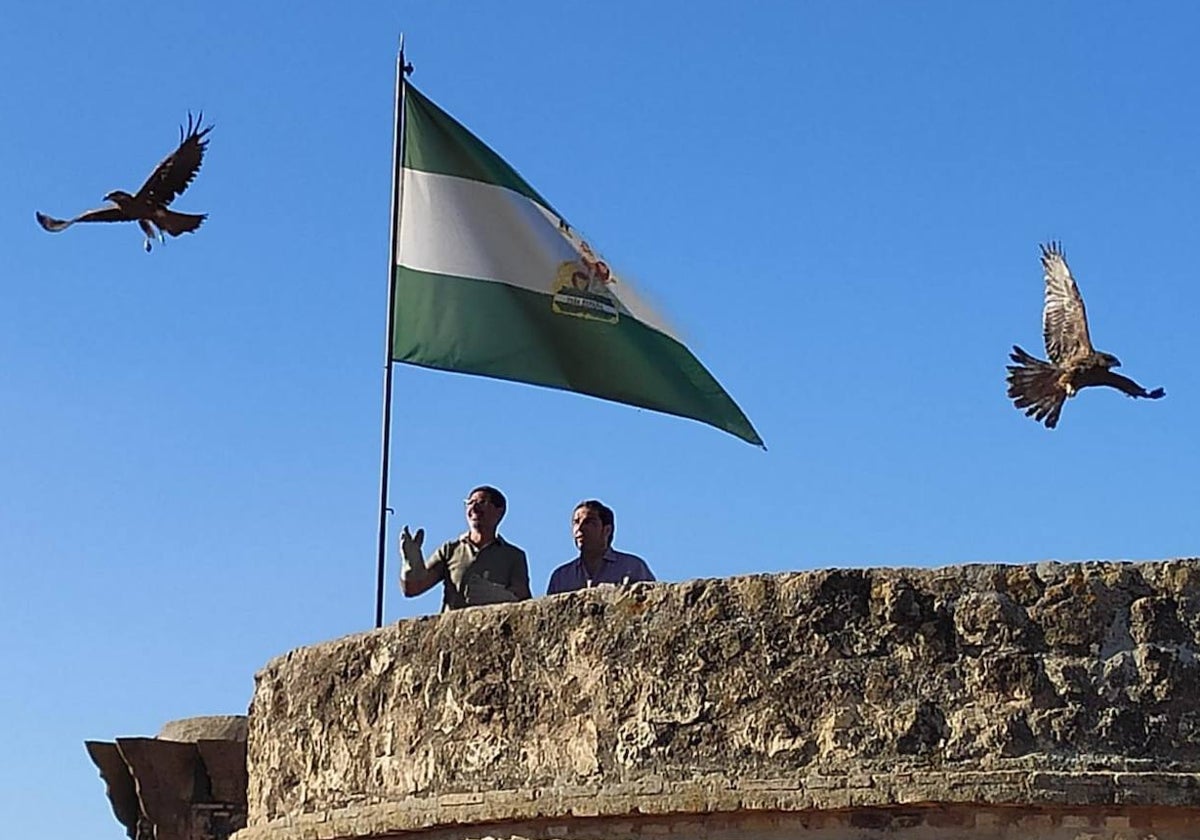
397,33,414,76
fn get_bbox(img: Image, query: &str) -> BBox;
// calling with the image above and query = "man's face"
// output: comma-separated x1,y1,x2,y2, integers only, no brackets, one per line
465,491,502,533
572,506,611,553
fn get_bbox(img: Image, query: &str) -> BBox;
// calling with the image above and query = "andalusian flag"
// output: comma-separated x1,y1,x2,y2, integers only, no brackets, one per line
392,81,762,447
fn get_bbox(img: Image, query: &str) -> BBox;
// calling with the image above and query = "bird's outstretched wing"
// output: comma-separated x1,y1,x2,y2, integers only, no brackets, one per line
132,111,212,207
1040,241,1094,365
1092,369,1166,400
36,205,127,232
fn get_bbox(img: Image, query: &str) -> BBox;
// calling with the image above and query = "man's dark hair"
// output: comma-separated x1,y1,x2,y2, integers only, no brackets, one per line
575,499,614,545
469,485,506,511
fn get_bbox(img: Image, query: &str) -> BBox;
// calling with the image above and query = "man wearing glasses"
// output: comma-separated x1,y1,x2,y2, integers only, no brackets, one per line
399,485,532,611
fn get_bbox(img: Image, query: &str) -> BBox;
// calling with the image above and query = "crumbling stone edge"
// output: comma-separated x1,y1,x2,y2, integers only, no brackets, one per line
234,769,1200,840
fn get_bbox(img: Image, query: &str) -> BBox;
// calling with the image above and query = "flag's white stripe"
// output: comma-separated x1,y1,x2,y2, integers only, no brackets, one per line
398,168,675,339
399,168,565,290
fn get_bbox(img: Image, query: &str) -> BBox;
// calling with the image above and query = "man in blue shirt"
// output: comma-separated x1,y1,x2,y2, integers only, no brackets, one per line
546,500,655,595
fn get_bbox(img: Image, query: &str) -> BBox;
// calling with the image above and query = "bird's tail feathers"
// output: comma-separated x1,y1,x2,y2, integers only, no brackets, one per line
1006,345,1066,429
158,210,207,237
36,211,72,232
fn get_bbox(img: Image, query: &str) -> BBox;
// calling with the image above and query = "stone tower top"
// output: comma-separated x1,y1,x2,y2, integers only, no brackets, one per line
236,559,1200,840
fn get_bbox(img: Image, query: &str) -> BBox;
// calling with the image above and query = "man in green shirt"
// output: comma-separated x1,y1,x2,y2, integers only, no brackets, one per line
399,485,532,611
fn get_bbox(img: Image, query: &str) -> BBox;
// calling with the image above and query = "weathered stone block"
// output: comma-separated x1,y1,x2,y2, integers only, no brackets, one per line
234,560,1200,839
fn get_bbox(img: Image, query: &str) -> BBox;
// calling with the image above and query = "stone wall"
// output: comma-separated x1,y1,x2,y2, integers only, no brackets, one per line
235,559,1200,839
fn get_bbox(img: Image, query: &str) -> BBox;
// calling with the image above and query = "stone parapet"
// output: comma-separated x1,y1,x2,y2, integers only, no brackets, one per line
237,559,1200,839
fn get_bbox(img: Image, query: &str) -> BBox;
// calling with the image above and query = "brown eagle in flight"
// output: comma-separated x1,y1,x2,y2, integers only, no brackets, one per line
1006,241,1164,429
36,112,212,252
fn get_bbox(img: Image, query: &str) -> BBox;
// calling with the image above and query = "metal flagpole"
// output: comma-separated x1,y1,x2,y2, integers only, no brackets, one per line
375,37,414,628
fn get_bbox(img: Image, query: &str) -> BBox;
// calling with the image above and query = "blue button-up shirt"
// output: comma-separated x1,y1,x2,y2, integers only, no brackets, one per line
545,548,656,595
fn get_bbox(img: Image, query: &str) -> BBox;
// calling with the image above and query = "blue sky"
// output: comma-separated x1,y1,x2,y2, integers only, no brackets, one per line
2,2,1198,834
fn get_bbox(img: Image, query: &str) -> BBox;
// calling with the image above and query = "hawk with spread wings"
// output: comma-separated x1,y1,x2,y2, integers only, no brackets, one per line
1006,241,1164,429
36,112,212,252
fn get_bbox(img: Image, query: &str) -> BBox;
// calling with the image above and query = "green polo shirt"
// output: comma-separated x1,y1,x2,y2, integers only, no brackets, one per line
423,533,532,611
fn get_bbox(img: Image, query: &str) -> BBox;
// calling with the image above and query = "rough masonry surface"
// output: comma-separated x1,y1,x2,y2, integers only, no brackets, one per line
242,559,1200,836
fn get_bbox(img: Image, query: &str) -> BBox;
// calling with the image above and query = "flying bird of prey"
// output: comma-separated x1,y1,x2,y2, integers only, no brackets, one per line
36,112,212,252
1006,241,1164,429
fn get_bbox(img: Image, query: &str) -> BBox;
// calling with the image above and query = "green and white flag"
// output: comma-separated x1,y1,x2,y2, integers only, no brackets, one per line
392,81,762,447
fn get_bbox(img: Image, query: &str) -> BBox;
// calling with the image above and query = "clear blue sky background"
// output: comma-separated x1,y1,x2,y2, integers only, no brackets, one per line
2,2,1197,834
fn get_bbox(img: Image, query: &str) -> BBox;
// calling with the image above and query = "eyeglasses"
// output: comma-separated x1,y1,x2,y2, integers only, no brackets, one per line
464,497,493,509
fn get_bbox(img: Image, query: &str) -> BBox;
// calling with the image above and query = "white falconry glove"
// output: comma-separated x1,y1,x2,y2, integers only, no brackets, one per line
399,526,426,575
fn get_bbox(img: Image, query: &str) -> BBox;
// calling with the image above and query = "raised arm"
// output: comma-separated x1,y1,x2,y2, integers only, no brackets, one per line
399,526,442,597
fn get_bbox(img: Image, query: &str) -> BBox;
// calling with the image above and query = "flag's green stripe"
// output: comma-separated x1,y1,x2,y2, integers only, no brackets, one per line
393,266,763,447
403,82,560,217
